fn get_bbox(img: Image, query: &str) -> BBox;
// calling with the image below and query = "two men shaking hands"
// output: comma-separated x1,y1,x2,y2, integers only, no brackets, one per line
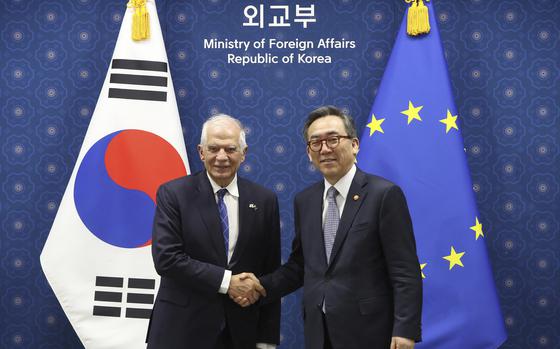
147,107,422,349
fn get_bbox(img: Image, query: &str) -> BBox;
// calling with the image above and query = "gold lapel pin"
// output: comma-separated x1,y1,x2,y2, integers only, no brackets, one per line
353,195,359,201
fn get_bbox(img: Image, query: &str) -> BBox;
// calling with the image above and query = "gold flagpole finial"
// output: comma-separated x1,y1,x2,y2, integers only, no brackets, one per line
128,0,150,41
405,0,431,36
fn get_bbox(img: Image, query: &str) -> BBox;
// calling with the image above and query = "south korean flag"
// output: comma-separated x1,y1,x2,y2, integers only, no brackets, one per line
40,1,190,348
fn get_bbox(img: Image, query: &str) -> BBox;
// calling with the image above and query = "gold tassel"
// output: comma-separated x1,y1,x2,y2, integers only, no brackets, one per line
416,0,431,34
406,0,431,37
407,0,418,36
128,0,150,41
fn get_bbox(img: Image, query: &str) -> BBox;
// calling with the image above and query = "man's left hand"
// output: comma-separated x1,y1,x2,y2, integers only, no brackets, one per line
390,336,414,349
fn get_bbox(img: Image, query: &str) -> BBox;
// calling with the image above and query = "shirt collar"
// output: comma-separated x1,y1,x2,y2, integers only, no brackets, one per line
323,164,356,201
207,172,239,198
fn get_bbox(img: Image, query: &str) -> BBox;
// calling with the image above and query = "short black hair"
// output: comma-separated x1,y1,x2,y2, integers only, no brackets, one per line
303,105,357,141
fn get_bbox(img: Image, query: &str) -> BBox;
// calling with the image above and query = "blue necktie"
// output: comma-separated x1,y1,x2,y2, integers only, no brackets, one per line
217,189,229,258
324,186,340,263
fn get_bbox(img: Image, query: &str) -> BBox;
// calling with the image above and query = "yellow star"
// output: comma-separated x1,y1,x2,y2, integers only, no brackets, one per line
400,100,423,125
420,263,427,279
443,246,465,270
469,217,484,240
366,113,385,136
439,109,458,133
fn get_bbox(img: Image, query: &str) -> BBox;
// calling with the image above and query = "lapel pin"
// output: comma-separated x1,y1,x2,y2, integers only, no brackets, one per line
249,203,258,211
353,195,360,201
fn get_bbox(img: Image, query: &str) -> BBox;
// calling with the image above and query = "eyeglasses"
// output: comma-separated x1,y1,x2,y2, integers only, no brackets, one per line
307,135,353,152
205,145,240,154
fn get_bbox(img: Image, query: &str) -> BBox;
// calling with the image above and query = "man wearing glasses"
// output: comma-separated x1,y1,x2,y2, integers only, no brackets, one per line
147,114,280,349
242,106,422,349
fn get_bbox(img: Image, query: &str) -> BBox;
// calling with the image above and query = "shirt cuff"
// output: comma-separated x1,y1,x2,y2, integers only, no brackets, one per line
219,269,232,294
256,343,276,349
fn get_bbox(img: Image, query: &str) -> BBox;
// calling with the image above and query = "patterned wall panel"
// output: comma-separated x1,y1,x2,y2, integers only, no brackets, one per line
1,0,558,348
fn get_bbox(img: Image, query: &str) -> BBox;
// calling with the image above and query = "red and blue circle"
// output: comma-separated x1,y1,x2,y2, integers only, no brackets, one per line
74,129,187,248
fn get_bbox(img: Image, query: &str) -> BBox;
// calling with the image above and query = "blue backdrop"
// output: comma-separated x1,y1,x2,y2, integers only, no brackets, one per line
1,0,558,348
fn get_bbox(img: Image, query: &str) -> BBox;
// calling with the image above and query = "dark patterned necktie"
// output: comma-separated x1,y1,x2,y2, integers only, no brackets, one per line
217,188,229,257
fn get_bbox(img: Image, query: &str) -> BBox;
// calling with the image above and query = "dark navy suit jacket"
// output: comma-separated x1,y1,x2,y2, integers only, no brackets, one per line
146,171,281,349
261,169,422,349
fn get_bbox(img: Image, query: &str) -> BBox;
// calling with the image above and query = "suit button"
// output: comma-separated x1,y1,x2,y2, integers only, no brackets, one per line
325,275,331,281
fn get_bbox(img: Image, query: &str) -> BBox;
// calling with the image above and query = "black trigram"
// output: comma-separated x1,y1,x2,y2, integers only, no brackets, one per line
108,59,168,102
92,276,155,319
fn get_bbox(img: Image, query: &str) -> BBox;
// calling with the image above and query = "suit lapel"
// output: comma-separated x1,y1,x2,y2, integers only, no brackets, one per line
327,170,368,267
195,172,227,266
309,182,328,267
229,179,251,268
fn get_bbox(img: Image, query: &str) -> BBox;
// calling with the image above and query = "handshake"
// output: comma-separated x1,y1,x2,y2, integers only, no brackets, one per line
227,272,267,307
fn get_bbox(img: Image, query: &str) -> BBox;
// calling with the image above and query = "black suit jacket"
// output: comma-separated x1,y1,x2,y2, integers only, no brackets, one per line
146,171,281,349
261,169,422,349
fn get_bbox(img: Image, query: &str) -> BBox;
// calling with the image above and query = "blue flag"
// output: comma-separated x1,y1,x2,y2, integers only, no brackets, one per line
356,2,507,348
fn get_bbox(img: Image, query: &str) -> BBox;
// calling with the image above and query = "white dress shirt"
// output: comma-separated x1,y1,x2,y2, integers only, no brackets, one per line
322,164,357,222
207,173,239,294
321,164,356,314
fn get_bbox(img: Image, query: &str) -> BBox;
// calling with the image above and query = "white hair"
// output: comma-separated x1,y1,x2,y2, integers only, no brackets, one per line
200,114,247,149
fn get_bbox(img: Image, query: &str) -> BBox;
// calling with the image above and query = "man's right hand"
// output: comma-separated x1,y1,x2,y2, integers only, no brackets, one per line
227,272,266,307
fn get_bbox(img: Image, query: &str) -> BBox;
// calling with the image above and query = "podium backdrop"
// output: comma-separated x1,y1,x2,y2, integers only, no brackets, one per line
1,1,559,348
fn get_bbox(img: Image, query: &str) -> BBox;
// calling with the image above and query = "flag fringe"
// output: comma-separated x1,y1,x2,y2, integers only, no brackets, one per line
406,0,430,36
128,0,150,41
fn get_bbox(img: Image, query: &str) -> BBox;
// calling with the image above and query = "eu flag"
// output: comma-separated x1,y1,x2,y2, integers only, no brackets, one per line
356,2,507,348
